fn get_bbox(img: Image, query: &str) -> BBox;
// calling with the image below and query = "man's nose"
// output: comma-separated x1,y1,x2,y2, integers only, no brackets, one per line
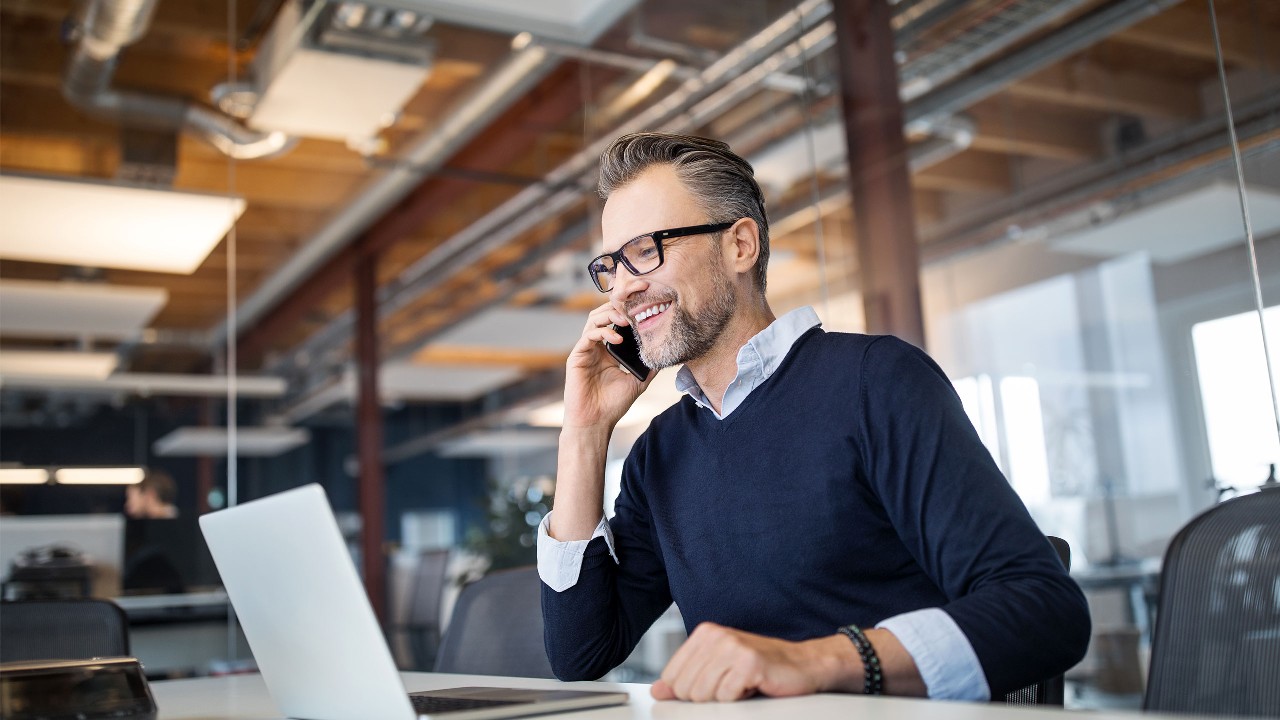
609,263,647,303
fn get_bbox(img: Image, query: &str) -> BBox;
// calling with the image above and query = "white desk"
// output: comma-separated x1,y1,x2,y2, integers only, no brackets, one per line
150,672,1195,720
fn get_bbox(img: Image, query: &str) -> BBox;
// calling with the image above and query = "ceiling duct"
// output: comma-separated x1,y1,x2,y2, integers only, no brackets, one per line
245,1,436,144
63,0,295,160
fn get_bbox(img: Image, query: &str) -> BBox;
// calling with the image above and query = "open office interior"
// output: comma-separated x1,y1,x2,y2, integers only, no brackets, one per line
1,0,1277,709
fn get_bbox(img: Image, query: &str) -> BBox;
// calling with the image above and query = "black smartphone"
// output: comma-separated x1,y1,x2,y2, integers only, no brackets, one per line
605,324,653,382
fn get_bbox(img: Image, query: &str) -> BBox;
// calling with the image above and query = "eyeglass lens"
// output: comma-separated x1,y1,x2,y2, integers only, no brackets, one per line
591,235,660,291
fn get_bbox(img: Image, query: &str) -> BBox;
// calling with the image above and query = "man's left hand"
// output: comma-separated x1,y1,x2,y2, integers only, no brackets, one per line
651,622,860,702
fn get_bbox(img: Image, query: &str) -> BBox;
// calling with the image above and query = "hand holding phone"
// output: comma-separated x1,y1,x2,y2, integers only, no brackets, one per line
605,324,653,382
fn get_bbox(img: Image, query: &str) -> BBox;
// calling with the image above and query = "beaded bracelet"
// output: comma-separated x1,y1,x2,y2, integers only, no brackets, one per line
838,625,883,695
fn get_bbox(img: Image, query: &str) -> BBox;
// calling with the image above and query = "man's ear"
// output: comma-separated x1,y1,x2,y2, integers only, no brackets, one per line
724,218,760,277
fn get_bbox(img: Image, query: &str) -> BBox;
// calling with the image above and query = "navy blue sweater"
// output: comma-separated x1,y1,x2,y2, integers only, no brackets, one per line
542,330,1090,696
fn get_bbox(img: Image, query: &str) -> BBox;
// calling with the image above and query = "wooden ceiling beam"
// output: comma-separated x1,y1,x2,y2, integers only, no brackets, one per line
913,151,1012,193
411,345,567,371
967,101,1103,161
1007,60,1201,119
1113,3,1273,68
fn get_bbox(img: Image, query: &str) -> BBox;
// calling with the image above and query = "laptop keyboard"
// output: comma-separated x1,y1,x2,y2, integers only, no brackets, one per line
409,695,526,714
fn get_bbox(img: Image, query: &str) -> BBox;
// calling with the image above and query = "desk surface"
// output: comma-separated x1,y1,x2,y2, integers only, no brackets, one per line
150,672,1206,720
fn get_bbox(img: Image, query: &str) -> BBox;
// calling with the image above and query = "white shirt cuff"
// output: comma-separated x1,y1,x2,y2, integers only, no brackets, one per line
877,608,990,701
535,511,617,592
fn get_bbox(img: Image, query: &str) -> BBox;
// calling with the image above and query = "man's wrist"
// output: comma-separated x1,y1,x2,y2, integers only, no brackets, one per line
810,634,865,694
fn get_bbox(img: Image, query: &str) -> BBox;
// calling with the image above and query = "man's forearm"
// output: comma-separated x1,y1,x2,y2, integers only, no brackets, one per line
813,629,927,697
548,426,613,541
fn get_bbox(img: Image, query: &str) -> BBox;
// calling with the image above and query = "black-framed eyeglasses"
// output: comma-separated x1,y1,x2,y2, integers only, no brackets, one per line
587,222,734,292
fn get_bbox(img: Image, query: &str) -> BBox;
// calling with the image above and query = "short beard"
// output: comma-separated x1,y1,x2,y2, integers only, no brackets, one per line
635,268,736,370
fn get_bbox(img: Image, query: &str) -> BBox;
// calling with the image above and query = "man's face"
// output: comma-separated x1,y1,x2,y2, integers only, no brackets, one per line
124,485,148,517
602,165,737,369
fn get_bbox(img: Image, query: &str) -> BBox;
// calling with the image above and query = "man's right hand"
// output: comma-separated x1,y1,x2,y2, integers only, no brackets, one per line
562,302,653,432
548,303,653,543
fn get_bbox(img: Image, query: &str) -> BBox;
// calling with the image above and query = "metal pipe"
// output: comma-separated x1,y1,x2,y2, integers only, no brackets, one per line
62,0,293,159
905,0,1187,134
275,0,836,375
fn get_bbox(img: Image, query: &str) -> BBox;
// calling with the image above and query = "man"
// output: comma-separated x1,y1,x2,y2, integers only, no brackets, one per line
124,470,179,519
538,132,1089,702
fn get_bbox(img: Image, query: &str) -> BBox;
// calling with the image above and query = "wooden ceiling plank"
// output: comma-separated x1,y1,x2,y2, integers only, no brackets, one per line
913,151,1012,193
966,101,1102,161
411,345,566,371
1007,61,1201,119
1113,3,1273,68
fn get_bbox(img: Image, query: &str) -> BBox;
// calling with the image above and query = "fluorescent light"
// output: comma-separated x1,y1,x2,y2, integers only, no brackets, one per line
153,426,310,457
0,469,50,485
0,280,168,341
0,351,118,380
0,175,245,274
54,467,146,485
0,372,286,398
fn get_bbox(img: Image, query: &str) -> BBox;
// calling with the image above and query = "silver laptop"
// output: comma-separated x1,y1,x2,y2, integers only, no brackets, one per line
199,484,628,720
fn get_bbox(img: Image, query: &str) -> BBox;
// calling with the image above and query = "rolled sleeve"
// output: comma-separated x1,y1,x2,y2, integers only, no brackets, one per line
877,607,990,701
535,511,617,592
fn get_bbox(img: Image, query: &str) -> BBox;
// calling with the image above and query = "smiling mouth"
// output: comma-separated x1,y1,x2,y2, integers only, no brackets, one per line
632,302,671,327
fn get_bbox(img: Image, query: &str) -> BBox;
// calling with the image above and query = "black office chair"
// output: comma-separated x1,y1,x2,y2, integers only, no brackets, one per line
0,598,130,662
1003,535,1071,706
402,548,450,670
434,565,555,678
1144,486,1280,717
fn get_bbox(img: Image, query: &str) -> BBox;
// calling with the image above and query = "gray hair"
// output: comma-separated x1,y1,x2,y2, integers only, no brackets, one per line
598,132,770,292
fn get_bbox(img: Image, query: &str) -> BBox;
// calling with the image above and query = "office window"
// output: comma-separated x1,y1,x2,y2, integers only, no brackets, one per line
1192,305,1280,490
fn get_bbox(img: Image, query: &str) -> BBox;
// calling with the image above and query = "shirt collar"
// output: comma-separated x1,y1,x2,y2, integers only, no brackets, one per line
674,306,822,411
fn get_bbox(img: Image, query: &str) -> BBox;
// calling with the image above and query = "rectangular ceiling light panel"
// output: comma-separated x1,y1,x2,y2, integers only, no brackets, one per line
428,308,586,354
379,362,523,401
248,0,432,142
0,280,168,341
54,467,145,485
1053,182,1280,264
0,350,118,380
0,175,244,274
153,427,311,457
381,0,637,43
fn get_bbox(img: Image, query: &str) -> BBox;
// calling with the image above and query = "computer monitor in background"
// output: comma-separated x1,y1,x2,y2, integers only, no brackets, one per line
122,517,221,595
0,514,124,598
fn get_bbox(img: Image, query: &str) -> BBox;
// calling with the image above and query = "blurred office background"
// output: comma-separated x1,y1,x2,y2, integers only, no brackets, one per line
1,0,1277,707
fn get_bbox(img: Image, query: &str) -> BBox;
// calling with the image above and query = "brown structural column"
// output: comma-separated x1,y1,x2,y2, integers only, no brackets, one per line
355,252,387,622
832,0,926,348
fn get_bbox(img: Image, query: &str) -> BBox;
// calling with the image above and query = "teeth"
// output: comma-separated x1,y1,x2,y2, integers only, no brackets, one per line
634,302,670,323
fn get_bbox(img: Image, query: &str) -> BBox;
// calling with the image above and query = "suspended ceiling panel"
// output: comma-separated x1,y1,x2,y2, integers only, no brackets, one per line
0,350,118,380
0,175,245,274
153,426,311,457
436,427,561,457
427,307,585,353
381,0,638,43
1052,182,1280,264
0,280,168,340
380,361,524,401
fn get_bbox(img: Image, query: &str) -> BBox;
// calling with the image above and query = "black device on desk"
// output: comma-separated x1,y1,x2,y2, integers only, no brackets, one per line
0,657,157,720
122,518,220,595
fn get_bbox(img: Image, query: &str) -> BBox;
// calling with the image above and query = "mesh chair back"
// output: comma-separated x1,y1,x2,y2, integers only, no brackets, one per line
1144,488,1280,717
405,548,450,669
0,598,130,662
1003,535,1070,706
434,565,554,678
